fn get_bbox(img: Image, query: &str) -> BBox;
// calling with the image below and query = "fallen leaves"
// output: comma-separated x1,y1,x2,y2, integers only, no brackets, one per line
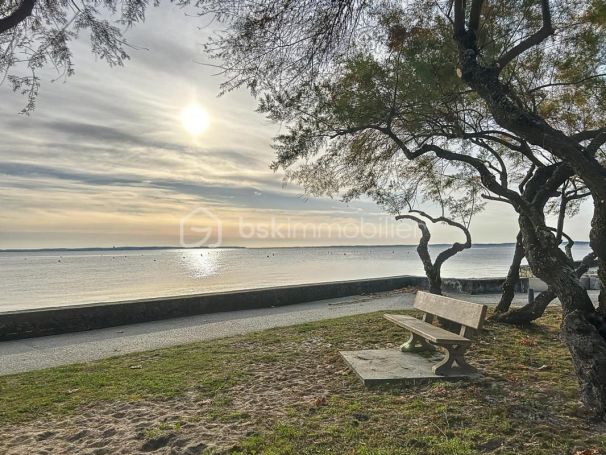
573,449,600,455
519,336,538,347
312,395,329,407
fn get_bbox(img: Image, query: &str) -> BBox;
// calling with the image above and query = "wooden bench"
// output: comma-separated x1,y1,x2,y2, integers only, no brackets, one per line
384,291,487,376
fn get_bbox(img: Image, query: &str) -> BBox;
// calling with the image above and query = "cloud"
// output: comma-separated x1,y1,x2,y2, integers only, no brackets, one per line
0,161,375,213
43,121,150,145
0,3,592,248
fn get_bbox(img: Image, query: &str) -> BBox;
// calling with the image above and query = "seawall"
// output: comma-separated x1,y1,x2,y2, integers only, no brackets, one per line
0,275,527,341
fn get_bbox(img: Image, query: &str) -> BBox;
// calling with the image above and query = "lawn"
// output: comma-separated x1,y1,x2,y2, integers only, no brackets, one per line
0,309,604,454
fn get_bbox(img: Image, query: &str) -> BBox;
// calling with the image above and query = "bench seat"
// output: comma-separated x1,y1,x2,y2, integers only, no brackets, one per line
383,314,471,345
383,292,487,376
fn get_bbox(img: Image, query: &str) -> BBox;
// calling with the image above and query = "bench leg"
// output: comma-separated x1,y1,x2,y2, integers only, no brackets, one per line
432,344,476,376
400,333,435,352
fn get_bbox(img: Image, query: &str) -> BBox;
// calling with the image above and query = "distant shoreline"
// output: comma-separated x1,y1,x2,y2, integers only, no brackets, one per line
0,246,245,253
0,242,590,253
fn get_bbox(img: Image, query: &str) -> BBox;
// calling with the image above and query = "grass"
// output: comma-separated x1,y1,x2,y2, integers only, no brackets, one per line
1,309,605,454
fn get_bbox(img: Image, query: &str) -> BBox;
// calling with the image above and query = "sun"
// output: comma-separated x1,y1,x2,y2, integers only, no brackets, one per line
181,104,210,136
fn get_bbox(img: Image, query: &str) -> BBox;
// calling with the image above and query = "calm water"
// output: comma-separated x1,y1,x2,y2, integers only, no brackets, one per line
0,244,592,311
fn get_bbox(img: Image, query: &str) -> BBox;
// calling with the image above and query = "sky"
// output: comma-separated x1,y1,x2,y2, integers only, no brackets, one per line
0,4,594,249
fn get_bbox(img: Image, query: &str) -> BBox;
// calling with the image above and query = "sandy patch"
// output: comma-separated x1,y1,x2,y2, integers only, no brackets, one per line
0,336,359,454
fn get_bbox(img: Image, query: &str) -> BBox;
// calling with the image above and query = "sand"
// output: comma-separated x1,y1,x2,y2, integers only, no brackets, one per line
0,338,350,454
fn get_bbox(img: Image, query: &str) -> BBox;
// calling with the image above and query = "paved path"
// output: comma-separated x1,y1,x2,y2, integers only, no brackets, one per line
0,291,594,376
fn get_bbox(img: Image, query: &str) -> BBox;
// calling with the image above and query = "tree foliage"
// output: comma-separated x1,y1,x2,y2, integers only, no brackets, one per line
192,0,606,417
0,0,166,112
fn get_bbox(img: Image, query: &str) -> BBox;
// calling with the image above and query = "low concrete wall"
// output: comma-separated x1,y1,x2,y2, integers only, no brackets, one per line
0,275,423,341
531,275,601,292
0,275,525,341
443,277,528,295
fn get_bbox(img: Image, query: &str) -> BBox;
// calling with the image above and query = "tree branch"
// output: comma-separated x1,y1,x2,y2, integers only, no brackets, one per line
382,128,531,214
518,141,545,167
576,251,598,276
481,194,514,205
519,164,536,193
321,124,533,216
0,0,36,35
547,225,576,261
566,191,591,201
555,184,568,243
407,209,472,269
453,0,466,36
572,128,606,142
460,130,543,167
472,138,508,187
497,0,554,71
528,163,574,208
396,209,473,294
469,0,485,33
395,214,426,225
528,73,606,94
561,231,574,261
587,131,606,156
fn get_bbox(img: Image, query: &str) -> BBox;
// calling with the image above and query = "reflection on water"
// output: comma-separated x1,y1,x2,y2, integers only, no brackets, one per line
0,244,592,311
181,249,220,278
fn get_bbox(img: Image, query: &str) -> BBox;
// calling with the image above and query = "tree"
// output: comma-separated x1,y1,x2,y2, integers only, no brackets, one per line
494,179,595,322
369,160,481,297
494,251,597,324
495,231,525,313
290,135,482,296
195,0,606,417
0,0,157,112
396,210,472,295
292,135,481,330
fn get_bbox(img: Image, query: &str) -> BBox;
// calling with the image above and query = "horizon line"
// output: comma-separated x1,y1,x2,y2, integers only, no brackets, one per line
0,241,591,253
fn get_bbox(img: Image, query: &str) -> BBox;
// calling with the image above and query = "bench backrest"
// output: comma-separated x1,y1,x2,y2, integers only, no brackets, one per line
414,291,487,333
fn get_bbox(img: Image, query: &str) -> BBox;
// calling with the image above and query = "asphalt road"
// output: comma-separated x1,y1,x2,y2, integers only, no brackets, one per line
0,291,594,376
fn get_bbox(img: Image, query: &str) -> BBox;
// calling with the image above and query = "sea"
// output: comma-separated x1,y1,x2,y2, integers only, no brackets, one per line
0,244,593,312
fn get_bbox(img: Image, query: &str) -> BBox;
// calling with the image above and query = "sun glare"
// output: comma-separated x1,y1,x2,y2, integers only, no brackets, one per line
181,104,210,136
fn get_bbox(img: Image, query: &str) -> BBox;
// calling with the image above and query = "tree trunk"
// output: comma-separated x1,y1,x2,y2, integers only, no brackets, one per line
493,252,597,325
413,219,443,295
395,214,444,295
562,309,606,418
492,289,555,324
495,231,524,313
591,199,606,317
520,216,606,418
427,269,442,295
452,12,606,419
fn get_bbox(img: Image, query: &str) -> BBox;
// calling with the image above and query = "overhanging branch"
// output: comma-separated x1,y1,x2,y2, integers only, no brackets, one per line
497,0,554,71
0,0,36,34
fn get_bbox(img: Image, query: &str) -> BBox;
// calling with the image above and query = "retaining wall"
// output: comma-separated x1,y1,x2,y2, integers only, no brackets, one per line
0,275,526,341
